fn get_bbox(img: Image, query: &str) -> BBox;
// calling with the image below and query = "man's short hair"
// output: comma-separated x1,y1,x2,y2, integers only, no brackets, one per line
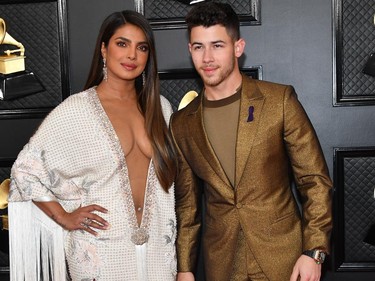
185,1,240,41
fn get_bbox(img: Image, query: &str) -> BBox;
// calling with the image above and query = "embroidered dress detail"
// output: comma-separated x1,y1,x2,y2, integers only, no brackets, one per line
9,87,177,280
130,163,157,245
89,88,156,246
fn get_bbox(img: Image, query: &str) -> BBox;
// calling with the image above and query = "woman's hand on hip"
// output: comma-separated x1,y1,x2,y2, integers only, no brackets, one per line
61,204,110,235
33,201,110,236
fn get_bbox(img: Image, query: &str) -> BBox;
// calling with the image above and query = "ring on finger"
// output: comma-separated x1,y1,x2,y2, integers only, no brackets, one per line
83,217,92,226
80,222,88,229
81,218,92,228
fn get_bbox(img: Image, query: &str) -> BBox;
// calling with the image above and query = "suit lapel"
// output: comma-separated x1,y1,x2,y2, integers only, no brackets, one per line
187,93,232,187
235,75,265,188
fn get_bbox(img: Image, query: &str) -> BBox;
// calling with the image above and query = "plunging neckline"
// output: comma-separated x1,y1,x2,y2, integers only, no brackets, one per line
89,87,156,245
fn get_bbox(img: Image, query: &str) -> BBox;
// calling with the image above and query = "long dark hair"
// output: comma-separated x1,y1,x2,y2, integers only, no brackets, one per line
85,11,176,191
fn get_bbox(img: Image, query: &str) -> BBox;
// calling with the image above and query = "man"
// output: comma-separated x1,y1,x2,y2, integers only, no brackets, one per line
169,2,332,281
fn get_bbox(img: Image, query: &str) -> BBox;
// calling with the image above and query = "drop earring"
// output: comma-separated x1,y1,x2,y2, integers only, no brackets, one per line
103,58,108,82
142,71,146,86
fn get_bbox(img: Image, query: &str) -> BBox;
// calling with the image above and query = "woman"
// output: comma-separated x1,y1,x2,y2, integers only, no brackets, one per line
8,10,177,281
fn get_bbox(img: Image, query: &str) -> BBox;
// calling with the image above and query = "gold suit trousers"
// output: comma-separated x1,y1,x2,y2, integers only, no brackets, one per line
230,230,269,281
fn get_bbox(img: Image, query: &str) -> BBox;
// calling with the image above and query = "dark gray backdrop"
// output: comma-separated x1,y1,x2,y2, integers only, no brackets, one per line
0,0,374,280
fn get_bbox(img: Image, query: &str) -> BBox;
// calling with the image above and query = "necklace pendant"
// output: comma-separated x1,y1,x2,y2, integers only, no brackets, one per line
131,228,149,245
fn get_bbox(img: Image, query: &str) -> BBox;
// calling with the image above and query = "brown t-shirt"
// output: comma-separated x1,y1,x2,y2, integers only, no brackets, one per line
203,89,241,187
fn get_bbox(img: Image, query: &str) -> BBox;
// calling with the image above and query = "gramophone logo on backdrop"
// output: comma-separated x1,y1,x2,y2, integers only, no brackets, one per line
0,18,44,101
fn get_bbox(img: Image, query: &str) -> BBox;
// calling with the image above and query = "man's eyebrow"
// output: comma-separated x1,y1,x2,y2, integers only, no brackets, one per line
211,40,226,45
191,40,226,45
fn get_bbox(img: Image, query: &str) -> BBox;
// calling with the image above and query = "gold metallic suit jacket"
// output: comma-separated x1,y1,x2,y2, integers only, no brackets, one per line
169,74,332,281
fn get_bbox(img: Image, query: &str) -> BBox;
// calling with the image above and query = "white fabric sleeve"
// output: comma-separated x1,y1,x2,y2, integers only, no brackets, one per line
9,143,57,202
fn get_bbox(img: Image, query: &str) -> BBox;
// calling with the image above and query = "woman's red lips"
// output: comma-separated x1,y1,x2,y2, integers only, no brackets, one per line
122,63,137,70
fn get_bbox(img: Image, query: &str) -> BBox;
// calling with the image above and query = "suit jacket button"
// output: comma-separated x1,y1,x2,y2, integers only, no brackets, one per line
236,203,243,209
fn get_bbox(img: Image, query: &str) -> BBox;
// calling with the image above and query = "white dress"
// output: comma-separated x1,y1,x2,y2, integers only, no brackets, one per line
8,87,177,281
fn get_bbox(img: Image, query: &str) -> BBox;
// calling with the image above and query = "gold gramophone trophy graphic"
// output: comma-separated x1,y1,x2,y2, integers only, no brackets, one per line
0,18,44,100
